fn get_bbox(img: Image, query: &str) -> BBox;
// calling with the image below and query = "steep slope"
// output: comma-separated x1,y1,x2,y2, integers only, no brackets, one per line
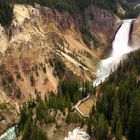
0,4,123,101
1,4,98,100
131,16,140,47
85,5,122,46
0,89,19,134
0,3,123,135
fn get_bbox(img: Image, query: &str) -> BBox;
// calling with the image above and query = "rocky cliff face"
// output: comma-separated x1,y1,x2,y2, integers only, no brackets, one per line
131,16,140,48
85,5,122,48
1,4,98,99
0,4,122,135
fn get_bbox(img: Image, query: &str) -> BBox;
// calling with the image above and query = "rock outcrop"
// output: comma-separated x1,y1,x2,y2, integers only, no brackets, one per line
84,5,122,57
131,16,140,48
0,25,8,54
85,5,122,47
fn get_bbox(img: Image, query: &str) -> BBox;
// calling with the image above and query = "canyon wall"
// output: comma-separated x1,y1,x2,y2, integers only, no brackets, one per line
85,5,122,56
0,4,123,134
131,16,140,47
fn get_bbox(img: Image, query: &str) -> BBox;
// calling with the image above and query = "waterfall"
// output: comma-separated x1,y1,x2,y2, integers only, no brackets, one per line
93,20,133,87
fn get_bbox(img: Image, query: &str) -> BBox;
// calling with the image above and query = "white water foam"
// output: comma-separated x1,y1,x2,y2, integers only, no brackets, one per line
0,126,16,140
64,128,90,140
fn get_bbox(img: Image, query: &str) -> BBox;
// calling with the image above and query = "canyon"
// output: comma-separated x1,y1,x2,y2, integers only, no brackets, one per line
0,2,140,140
0,3,122,136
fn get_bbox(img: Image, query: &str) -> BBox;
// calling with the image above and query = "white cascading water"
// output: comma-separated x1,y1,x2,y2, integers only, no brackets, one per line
93,20,133,87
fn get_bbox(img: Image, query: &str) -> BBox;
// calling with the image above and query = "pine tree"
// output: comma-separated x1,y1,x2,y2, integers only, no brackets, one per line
128,94,140,140
116,118,123,140
96,114,109,140
111,97,120,131
87,118,92,136
0,0,14,26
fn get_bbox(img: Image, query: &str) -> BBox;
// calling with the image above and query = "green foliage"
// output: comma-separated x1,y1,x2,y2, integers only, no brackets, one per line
36,99,55,123
65,112,84,124
18,100,48,140
15,0,80,17
116,118,123,140
96,114,109,140
0,103,7,110
120,1,140,18
49,56,66,79
60,74,88,104
87,118,92,136
30,74,35,87
111,97,120,131
15,0,119,17
0,0,14,26
18,75,94,139
45,95,71,112
128,94,140,140
1,0,137,29
81,27,100,48
125,8,140,18
1,0,120,48
22,120,48,140
75,0,91,11
126,0,140,2
88,50,140,139
91,0,118,14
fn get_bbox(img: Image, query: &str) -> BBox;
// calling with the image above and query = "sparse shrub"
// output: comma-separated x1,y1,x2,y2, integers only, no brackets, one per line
16,73,21,80
49,55,66,79
16,87,21,99
42,66,46,73
0,103,7,110
65,112,83,124
30,74,35,87
81,27,100,48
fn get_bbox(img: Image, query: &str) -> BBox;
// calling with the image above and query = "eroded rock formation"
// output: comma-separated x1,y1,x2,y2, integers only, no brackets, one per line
0,4,123,135
131,16,140,47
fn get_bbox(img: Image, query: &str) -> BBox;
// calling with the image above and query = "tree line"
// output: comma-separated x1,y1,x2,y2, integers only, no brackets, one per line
87,50,140,140
17,72,93,140
0,0,120,27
